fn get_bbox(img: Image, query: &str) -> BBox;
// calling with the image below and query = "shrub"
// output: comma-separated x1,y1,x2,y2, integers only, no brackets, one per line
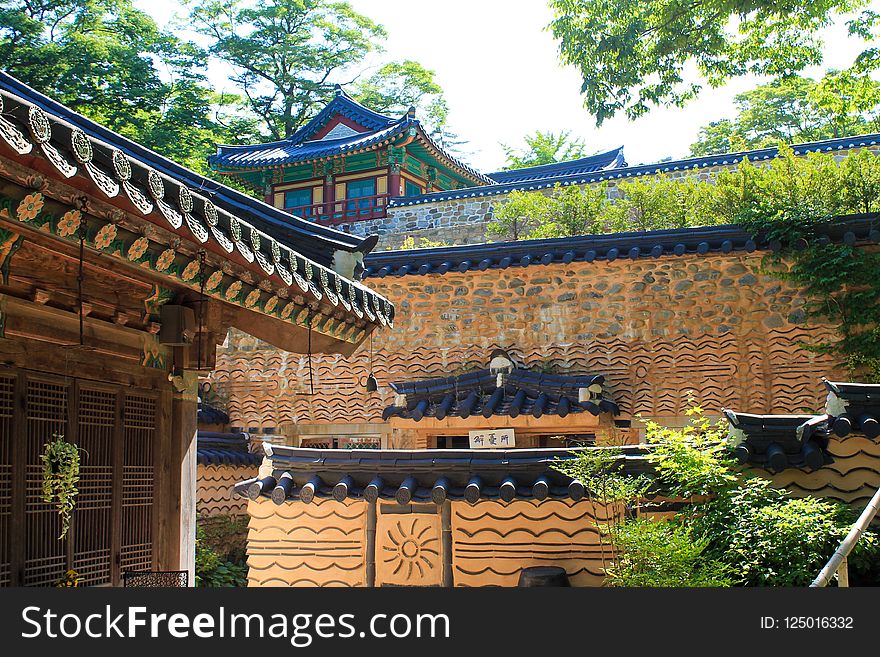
606,518,732,587
557,406,880,587
195,524,248,587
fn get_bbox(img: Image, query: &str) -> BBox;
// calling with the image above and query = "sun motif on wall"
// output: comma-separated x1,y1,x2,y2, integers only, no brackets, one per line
382,519,439,579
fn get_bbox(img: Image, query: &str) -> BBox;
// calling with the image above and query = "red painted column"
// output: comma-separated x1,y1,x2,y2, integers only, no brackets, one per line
323,174,335,220
389,165,401,198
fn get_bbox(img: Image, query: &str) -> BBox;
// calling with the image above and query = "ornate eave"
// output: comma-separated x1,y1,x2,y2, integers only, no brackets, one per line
0,82,395,354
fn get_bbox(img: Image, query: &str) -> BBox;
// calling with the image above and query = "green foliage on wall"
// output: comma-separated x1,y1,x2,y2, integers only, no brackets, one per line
491,145,880,381
195,517,249,587
556,407,880,586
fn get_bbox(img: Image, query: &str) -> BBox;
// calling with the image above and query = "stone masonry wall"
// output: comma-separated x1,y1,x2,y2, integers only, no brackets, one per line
212,250,844,440
341,145,880,249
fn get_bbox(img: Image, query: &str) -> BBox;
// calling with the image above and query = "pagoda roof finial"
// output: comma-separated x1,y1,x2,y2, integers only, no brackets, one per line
407,105,416,119
334,84,344,96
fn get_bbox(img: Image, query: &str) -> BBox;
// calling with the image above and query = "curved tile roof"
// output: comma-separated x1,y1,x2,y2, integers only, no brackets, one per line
197,431,263,466
235,444,651,503
288,86,399,143
824,379,880,439
383,368,617,422
363,215,880,279
211,119,411,169
198,403,230,426
390,133,880,208
209,88,492,186
485,146,627,185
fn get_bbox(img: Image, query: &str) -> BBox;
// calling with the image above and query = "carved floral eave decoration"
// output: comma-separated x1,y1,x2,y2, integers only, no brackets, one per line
0,88,393,345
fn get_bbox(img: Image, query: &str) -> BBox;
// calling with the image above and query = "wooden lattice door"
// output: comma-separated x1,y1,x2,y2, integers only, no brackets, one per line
72,385,116,586
120,393,156,574
23,375,69,587
0,373,14,587
0,369,159,586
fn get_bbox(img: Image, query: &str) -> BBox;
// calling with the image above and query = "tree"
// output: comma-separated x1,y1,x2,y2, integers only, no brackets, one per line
187,0,387,140
690,75,880,156
689,120,744,158
548,0,872,124
489,183,611,240
500,130,587,169
351,60,444,126
0,0,258,174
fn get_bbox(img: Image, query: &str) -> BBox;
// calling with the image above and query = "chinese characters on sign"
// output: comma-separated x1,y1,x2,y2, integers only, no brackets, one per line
468,429,516,449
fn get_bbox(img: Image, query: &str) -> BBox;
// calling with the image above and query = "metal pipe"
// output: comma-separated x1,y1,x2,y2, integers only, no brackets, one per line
811,484,880,587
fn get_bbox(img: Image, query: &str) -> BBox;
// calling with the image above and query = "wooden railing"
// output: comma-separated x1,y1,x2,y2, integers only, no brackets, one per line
810,484,880,587
286,193,391,225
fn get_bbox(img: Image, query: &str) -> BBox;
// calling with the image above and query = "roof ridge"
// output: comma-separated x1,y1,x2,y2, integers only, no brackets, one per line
391,132,880,208
486,146,626,180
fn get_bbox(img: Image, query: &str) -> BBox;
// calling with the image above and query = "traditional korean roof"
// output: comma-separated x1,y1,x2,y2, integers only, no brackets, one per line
287,86,399,143
0,71,394,350
363,215,880,278
209,87,491,186
197,431,262,466
234,444,650,504
723,410,832,472
0,72,376,270
824,379,880,438
383,368,617,422
390,133,880,208
198,402,230,426
485,146,627,185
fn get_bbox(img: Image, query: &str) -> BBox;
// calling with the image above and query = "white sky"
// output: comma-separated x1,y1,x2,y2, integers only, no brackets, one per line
137,0,878,172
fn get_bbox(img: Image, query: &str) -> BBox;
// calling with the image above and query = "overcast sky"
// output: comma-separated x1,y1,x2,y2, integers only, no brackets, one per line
138,1,877,172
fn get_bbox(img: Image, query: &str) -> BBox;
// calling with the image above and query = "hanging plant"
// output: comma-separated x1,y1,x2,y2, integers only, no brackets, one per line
40,434,80,540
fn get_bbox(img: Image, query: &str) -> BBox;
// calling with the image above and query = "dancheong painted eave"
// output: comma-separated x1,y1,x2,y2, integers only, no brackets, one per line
0,70,395,351
0,71,377,269
363,214,880,278
390,132,880,208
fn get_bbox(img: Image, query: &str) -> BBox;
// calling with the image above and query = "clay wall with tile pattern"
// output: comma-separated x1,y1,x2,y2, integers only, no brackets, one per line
244,497,617,587
196,464,258,517
214,250,880,506
214,251,843,430
246,498,368,587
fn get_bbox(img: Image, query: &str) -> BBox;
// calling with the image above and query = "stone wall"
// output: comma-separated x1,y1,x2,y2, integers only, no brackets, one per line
212,249,844,437
342,197,495,250
339,144,880,249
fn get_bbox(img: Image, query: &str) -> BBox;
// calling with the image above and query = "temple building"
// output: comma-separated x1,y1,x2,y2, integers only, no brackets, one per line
0,71,392,587
210,87,880,248
209,86,492,225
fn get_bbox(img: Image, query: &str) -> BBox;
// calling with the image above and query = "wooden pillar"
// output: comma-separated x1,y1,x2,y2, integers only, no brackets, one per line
262,171,275,207
441,501,453,587
366,500,377,587
322,175,334,217
158,373,198,585
388,165,401,198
